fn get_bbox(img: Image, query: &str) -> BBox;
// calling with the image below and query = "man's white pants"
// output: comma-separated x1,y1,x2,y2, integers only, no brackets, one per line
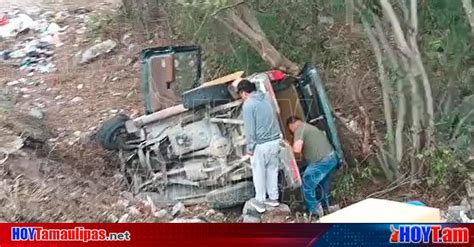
251,139,280,202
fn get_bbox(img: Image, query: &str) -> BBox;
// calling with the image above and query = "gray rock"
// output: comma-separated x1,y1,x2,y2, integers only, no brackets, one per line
29,108,44,119
70,96,83,103
446,205,468,223
80,40,117,64
171,202,185,216
242,200,262,217
261,203,292,223
243,214,261,223
265,203,291,213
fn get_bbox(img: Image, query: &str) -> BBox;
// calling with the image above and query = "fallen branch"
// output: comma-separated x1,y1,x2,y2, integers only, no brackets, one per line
366,172,410,198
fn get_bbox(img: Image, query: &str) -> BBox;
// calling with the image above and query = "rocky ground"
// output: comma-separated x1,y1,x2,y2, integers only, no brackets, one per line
0,0,308,223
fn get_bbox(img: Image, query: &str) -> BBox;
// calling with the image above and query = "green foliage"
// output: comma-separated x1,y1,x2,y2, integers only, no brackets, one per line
332,172,355,202
86,11,128,40
332,165,380,202
420,0,474,98
419,147,468,188
86,14,114,39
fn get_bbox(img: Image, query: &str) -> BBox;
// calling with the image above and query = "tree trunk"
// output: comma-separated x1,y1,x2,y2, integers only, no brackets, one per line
372,14,406,165
361,15,395,159
409,0,434,148
462,0,474,33
216,2,300,74
346,0,355,28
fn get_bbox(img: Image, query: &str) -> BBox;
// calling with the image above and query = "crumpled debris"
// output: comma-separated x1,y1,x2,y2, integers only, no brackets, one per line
0,14,36,38
0,10,70,74
80,40,117,64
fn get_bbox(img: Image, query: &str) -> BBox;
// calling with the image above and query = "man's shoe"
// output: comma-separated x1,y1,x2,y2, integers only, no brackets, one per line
250,199,266,213
264,199,280,207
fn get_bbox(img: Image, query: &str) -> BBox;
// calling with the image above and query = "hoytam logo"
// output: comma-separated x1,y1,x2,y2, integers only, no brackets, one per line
11,227,131,242
390,225,469,244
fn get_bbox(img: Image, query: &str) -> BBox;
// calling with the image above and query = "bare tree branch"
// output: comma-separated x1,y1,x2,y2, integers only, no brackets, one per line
371,14,407,164
361,14,395,162
379,0,412,55
215,3,300,74
211,0,246,16
408,0,434,148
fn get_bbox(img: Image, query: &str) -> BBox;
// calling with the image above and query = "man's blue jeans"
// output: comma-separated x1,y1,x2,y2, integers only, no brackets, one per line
302,152,338,214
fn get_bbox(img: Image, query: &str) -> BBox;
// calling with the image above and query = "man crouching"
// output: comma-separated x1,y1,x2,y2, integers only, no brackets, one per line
287,116,338,216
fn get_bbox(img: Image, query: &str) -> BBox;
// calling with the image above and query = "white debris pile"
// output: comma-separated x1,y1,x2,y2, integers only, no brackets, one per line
0,9,70,74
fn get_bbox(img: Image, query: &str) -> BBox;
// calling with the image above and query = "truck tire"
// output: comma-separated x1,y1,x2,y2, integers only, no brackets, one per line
95,114,131,150
206,181,255,209
182,83,234,110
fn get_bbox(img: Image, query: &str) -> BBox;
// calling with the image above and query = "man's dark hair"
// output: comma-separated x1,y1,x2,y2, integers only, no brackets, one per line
286,116,302,126
237,79,257,94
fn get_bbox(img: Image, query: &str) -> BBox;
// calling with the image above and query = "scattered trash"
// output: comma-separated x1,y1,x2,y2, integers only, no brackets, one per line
77,84,84,90
80,39,117,64
0,10,69,75
0,14,36,38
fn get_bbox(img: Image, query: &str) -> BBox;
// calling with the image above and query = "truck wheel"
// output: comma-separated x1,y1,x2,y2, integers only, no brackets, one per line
95,114,131,150
182,83,234,110
206,181,255,209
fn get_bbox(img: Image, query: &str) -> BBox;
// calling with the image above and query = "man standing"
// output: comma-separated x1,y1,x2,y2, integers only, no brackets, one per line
237,79,282,213
286,116,338,215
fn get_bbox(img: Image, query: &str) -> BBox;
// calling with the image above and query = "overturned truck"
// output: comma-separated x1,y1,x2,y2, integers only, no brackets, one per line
96,45,343,209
